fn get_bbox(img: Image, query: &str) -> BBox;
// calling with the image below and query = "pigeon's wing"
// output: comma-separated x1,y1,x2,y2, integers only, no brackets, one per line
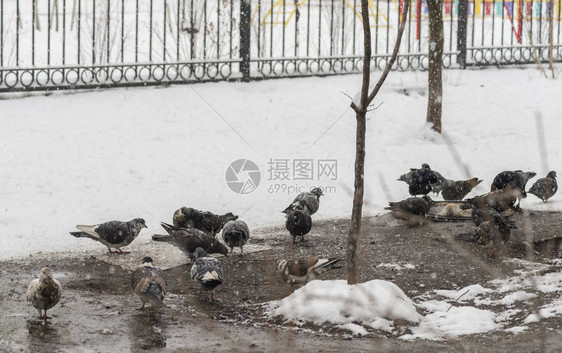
191,257,223,282
26,279,40,301
131,267,166,296
288,258,316,277
81,221,129,244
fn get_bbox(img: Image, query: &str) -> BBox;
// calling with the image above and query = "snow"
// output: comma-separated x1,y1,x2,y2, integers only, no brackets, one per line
2,66,562,339
267,279,422,326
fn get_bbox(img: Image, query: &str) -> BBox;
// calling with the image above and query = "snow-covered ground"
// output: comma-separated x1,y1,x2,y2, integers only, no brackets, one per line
1,66,561,260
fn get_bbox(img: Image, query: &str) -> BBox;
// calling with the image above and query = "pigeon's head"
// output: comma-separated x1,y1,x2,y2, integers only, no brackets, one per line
421,163,431,170
39,267,54,282
310,187,324,197
276,259,288,274
422,195,433,205
141,256,154,266
547,171,557,179
132,218,148,230
194,247,209,259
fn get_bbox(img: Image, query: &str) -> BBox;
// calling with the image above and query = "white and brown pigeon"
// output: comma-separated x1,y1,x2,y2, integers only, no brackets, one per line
27,267,62,320
221,220,250,255
285,209,312,244
282,187,323,215
277,257,342,286
130,257,167,310
190,248,224,301
152,222,228,260
70,218,147,254
528,171,558,202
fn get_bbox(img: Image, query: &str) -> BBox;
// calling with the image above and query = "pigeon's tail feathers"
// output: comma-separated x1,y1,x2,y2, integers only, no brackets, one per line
455,232,475,243
314,258,343,271
160,222,179,234
71,225,100,239
202,270,221,282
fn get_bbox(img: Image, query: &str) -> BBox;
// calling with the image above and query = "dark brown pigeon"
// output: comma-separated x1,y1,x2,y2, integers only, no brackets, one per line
173,207,238,237
528,171,557,202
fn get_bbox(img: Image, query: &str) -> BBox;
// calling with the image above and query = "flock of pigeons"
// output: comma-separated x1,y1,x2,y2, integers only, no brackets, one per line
388,164,558,256
26,189,336,319
26,166,558,320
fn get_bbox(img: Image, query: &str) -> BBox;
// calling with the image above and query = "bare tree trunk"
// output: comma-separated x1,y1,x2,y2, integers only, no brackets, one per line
347,0,410,285
426,0,443,133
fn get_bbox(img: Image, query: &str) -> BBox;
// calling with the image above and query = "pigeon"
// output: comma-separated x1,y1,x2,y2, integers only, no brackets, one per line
70,218,147,254
190,248,223,301
528,171,558,202
221,220,250,255
27,267,62,320
276,257,342,286
490,170,537,197
285,209,312,244
152,222,228,260
464,187,524,213
386,195,433,216
433,178,483,200
173,207,238,237
282,187,323,215
407,164,446,196
130,257,167,310
398,163,446,186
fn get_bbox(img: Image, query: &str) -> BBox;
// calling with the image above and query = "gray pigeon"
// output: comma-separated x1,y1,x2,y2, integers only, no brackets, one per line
152,222,228,260
190,248,224,301
173,207,238,237
285,209,312,244
491,170,536,197
433,177,483,200
277,257,342,286
70,218,147,254
27,267,62,320
130,257,167,310
528,171,558,202
386,195,433,216
221,220,250,254
282,187,323,215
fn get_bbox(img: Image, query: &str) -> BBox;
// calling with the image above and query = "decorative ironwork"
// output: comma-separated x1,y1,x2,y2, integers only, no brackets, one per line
0,0,561,92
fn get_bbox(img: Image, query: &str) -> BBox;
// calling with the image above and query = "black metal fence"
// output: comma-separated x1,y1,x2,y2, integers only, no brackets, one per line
0,0,561,92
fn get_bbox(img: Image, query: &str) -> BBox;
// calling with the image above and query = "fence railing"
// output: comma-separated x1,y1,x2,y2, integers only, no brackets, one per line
0,0,561,92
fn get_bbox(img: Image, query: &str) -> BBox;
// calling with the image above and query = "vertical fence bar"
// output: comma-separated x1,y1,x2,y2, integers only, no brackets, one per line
270,0,273,57
458,0,468,67
32,0,35,66
385,0,390,54
558,0,561,44
257,0,261,58
471,0,475,47
78,0,81,65
190,0,194,59
501,0,505,45
0,0,3,67
150,0,153,61
48,0,51,65
121,0,124,62
178,0,181,61
491,0,496,46
330,0,334,56
376,0,380,54
407,0,412,54
282,0,285,57
538,0,542,43
295,0,299,57
240,0,251,80
16,0,19,66
203,0,207,59
63,0,66,65
307,0,311,56
164,1,167,61
135,0,139,62
341,0,345,56
107,0,110,63
530,0,534,43
352,0,356,55
450,0,454,53
93,0,96,64
318,0,322,56
230,0,233,60
481,0,485,46
216,0,220,59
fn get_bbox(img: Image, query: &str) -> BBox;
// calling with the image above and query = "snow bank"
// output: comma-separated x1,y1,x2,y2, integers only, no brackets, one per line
267,279,421,329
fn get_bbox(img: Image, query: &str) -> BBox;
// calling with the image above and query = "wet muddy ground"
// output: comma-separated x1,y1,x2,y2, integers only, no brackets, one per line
1,210,561,352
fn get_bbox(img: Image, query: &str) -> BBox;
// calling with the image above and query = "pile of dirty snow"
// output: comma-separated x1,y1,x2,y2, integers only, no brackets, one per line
267,279,421,334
